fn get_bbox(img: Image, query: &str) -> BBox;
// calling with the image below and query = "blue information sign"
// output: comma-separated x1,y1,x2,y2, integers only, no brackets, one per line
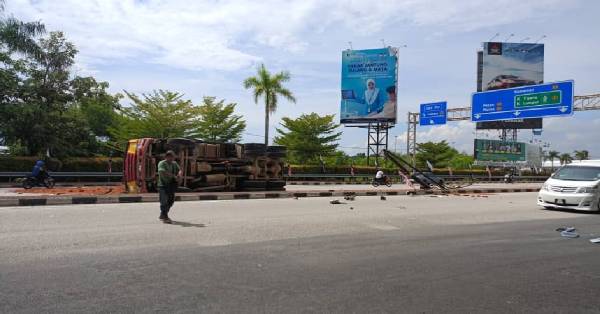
471,81,574,122
419,101,447,126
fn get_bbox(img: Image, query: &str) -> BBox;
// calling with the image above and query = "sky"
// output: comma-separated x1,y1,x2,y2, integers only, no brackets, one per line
8,0,600,157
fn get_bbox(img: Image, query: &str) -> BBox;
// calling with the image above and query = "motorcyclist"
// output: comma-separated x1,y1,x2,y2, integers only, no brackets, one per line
375,168,386,184
31,160,48,182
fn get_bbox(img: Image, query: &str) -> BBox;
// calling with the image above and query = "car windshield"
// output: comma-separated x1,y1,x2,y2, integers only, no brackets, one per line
552,166,600,181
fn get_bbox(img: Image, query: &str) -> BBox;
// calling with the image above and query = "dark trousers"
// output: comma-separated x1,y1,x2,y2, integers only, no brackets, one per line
159,184,176,215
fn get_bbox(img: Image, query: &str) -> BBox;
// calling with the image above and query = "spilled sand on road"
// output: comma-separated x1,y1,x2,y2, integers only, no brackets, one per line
14,186,126,196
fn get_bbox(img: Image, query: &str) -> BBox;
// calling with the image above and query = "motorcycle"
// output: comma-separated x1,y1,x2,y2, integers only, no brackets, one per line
372,176,392,187
22,175,55,189
504,173,514,184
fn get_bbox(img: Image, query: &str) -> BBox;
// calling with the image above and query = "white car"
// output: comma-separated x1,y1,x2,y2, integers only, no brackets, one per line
538,161,600,211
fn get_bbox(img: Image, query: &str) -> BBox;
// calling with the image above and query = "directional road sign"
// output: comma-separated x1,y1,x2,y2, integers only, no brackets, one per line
471,80,574,122
419,101,447,126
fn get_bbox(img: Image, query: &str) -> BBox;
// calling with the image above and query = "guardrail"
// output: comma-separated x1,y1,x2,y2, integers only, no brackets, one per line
284,173,548,183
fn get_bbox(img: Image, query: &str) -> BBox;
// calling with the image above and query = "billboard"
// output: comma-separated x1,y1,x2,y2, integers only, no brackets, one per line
340,48,397,124
474,139,526,162
477,42,544,128
476,118,543,130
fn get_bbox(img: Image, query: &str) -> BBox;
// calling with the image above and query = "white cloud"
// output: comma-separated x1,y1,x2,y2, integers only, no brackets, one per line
8,0,579,72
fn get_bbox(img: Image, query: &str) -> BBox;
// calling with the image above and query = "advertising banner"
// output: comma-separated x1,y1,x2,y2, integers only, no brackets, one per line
340,48,397,124
476,118,543,130
474,139,526,162
478,42,544,128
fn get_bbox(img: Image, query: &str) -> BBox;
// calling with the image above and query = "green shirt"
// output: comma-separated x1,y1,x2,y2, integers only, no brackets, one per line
157,160,180,187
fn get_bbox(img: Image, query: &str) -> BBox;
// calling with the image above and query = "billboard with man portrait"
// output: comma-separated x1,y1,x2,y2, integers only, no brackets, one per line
340,48,398,124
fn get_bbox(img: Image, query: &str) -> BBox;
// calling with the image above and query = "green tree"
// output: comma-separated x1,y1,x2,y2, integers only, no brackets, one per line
415,141,458,168
243,64,296,145
573,150,589,161
0,31,85,157
190,96,246,143
448,153,474,169
71,76,122,138
110,90,201,144
547,150,560,171
0,0,45,58
274,113,341,164
560,153,573,165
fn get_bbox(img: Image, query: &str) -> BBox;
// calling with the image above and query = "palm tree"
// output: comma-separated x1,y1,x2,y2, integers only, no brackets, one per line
573,150,589,161
559,153,573,165
243,64,296,145
0,0,45,57
547,150,560,172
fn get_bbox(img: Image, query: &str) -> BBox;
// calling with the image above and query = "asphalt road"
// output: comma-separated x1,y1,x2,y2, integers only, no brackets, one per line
1,193,600,313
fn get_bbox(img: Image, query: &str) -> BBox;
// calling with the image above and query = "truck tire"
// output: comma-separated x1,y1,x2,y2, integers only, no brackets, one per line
267,151,286,158
266,145,286,153
241,180,267,189
244,143,266,151
166,138,195,147
267,180,286,190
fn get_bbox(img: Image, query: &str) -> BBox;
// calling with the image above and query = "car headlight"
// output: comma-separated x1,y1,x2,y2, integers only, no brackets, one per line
575,186,598,194
542,183,550,191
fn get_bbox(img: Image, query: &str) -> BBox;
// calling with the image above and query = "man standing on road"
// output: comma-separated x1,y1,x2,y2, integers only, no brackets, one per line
157,150,182,224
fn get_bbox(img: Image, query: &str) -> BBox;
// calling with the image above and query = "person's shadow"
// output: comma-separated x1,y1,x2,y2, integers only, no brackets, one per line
170,221,206,228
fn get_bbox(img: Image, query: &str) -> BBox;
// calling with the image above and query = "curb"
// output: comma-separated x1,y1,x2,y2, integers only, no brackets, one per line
0,187,541,208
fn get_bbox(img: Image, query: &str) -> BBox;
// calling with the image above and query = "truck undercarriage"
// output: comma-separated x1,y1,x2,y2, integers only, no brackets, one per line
124,138,286,193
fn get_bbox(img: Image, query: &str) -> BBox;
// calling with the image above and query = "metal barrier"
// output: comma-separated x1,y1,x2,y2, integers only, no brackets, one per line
284,174,548,183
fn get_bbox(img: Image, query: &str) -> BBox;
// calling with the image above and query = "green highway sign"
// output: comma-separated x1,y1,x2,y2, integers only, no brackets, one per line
515,91,561,108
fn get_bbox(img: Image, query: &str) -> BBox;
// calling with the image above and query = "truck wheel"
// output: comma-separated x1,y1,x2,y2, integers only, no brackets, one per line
267,152,287,158
241,180,267,189
244,143,266,151
266,146,286,153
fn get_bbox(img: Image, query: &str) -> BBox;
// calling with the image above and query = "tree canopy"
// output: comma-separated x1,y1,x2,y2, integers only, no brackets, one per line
243,64,296,145
191,97,246,143
0,30,119,157
415,141,459,168
274,113,341,164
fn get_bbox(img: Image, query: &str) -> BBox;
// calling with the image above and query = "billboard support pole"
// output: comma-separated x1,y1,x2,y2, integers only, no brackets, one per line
367,122,392,166
407,112,418,167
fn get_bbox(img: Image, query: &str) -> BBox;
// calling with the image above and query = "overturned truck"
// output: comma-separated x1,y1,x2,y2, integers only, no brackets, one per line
124,138,286,193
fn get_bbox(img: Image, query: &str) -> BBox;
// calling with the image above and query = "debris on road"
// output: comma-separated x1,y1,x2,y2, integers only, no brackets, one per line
380,196,386,201
344,195,356,201
589,238,600,244
330,199,342,204
561,231,580,238
556,226,576,232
